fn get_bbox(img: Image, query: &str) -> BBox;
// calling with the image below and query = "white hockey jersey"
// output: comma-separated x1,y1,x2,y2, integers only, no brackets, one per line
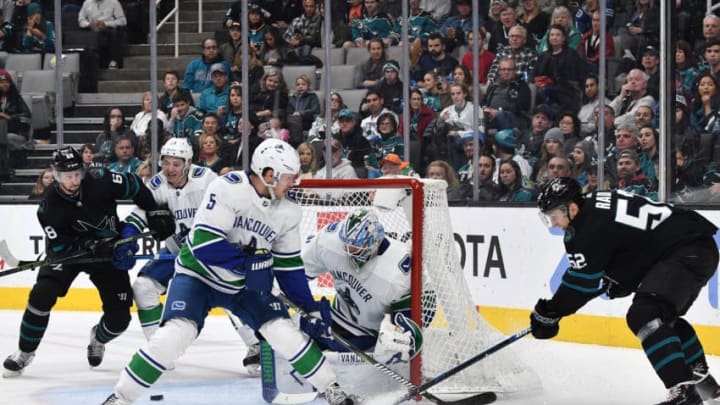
127,165,217,252
176,170,304,294
302,222,411,337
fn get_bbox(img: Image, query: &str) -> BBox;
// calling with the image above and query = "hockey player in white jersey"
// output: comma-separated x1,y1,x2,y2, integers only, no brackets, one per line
123,138,215,338
301,208,424,362
102,139,355,405
120,138,262,374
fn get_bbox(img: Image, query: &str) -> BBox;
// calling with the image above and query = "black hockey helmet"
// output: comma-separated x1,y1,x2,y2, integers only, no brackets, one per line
52,146,83,172
537,177,583,213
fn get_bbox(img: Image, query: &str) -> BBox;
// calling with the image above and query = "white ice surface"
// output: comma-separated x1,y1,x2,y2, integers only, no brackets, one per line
1,310,718,405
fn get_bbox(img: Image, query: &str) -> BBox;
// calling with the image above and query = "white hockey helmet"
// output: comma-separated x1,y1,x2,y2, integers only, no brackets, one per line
339,208,385,270
161,137,193,165
251,138,300,197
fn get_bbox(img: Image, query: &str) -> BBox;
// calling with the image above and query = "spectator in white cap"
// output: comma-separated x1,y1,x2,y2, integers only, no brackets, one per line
197,63,230,115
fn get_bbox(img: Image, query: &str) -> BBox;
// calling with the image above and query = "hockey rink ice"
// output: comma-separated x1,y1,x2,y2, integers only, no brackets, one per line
1,310,719,405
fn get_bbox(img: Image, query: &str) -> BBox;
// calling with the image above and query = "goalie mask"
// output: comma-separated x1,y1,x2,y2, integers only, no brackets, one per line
339,208,385,269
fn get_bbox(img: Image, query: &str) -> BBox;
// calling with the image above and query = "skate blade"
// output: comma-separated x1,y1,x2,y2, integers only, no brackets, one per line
2,368,23,378
245,364,261,377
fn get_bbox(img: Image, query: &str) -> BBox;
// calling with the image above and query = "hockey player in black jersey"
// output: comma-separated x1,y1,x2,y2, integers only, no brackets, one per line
531,177,720,405
2,146,175,377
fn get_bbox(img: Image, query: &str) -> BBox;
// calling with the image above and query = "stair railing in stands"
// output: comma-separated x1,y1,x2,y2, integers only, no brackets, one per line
156,0,205,58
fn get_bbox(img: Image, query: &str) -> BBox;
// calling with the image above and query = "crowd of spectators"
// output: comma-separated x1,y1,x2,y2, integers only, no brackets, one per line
6,0,720,204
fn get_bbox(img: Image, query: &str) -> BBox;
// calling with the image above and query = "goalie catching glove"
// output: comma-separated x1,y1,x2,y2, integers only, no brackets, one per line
377,313,423,361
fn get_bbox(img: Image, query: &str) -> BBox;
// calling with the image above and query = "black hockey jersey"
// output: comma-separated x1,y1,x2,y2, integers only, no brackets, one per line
550,189,718,317
37,168,158,258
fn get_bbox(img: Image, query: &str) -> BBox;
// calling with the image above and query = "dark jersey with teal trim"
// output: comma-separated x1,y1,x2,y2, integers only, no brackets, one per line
37,168,158,258
550,189,718,317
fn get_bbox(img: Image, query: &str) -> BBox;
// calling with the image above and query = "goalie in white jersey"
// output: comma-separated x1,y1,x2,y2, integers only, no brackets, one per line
301,208,424,362
103,139,355,405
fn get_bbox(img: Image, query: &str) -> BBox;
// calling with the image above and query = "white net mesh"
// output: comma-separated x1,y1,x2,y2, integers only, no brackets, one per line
291,178,539,397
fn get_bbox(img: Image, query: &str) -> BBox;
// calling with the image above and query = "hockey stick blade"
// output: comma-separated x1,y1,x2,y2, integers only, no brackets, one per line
396,327,532,404
0,239,20,266
437,392,497,405
260,341,319,404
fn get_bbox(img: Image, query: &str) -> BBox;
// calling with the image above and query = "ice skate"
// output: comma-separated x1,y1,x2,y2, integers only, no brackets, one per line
242,342,261,376
655,381,703,405
324,382,355,405
100,393,130,405
87,325,105,367
2,350,35,377
692,362,720,403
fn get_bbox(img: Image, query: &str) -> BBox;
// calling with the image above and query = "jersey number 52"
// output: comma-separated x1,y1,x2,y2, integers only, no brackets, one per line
614,190,672,231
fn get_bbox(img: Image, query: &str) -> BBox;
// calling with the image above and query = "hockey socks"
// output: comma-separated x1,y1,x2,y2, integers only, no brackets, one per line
260,317,337,392
636,320,693,388
18,304,50,353
137,304,163,340
115,318,196,403
673,318,705,368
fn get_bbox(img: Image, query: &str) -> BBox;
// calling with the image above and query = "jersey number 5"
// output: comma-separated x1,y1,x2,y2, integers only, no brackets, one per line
614,191,672,231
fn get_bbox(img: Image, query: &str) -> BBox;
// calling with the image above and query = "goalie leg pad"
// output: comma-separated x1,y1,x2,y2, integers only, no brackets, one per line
260,318,337,392
116,318,197,403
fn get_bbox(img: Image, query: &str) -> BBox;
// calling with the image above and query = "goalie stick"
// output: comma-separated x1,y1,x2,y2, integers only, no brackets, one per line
0,231,156,277
260,340,319,404
393,327,533,405
276,294,496,405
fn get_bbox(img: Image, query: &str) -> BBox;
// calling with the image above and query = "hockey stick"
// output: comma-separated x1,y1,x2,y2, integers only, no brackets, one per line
0,231,156,277
393,327,533,404
260,340,319,404
275,295,494,405
46,252,177,265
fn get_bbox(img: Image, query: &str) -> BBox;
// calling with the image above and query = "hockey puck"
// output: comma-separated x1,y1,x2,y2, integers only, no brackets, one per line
150,394,164,401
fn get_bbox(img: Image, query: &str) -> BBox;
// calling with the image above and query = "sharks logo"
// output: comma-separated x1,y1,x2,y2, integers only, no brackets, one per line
72,216,118,235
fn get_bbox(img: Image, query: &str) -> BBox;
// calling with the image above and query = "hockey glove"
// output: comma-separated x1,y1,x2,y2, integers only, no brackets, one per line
300,297,333,340
112,241,139,270
378,313,423,361
530,299,561,339
240,248,274,292
146,208,175,241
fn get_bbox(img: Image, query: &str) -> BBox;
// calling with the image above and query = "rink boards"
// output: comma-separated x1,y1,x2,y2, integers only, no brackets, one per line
1,204,719,354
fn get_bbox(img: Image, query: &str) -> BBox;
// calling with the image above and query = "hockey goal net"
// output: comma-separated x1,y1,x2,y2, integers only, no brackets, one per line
291,177,538,399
